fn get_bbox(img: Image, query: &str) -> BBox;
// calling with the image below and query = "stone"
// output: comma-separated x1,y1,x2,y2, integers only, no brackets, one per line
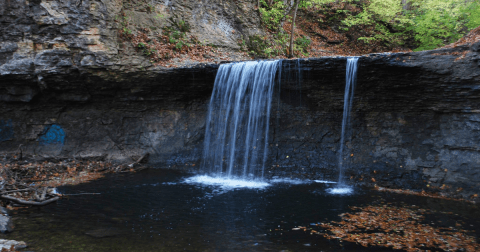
0,239,27,250
0,214,14,233
471,41,480,52
0,0,255,80
0,207,8,215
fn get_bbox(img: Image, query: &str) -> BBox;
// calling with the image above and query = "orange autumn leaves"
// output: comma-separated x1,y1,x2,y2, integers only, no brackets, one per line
127,30,223,67
314,205,480,252
1,160,114,188
376,186,478,203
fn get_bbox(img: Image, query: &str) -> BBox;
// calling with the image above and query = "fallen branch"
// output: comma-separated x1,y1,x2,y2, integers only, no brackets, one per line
311,32,344,44
1,194,60,206
128,153,149,168
34,187,48,201
0,188,34,194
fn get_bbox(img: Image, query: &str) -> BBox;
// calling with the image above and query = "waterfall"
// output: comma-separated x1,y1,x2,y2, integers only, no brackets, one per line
202,60,280,180
338,57,359,185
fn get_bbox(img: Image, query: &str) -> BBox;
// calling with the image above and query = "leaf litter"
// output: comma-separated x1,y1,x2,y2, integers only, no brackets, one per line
297,204,480,251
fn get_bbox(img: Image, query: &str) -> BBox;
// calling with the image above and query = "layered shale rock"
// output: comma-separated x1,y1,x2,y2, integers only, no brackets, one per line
273,44,480,198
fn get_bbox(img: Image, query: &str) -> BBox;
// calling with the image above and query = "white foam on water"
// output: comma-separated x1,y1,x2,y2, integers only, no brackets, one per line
183,175,270,190
182,175,352,195
51,188,60,195
326,187,353,195
314,180,337,184
270,178,310,184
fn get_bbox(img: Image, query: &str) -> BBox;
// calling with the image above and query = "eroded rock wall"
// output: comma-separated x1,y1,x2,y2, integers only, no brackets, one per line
0,64,217,166
0,0,258,80
270,45,480,198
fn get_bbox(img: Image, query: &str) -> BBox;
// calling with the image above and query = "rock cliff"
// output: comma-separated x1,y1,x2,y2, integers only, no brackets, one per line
272,44,480,199
0,0,256,79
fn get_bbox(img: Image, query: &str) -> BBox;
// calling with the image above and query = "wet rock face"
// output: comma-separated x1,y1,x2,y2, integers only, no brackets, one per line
0,64,217,165
270,48,480,198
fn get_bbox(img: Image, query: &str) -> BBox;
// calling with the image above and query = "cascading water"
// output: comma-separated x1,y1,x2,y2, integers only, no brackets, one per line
337,57,359,186
201,60,280,181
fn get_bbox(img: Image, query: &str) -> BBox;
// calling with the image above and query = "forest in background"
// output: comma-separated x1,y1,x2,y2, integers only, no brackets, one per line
250,0,480,58
117,0,480,65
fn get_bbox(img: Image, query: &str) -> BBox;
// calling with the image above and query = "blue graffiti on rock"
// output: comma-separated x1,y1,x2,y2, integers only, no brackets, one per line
39,124,65,145
0,119,14,142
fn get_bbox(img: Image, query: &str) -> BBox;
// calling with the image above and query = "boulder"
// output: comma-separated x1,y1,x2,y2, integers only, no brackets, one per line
0,213,14,233
0,239,27,251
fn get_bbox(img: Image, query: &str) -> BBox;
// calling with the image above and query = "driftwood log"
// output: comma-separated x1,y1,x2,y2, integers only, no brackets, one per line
0,155,150,206
0,180,60,206
1,194,60,206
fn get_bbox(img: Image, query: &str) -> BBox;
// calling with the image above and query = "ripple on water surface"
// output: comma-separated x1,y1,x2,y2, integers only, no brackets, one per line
5,169,479,252
183,175,270,189
326,186,354,195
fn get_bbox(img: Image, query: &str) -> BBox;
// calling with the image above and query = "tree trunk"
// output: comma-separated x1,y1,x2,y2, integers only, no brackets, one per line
401,0,411,10
277,0,295,31
258,0,263,26
288,0,299,58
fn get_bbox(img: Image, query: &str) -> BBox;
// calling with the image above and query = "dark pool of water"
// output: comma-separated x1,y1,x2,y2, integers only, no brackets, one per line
2,169,479,251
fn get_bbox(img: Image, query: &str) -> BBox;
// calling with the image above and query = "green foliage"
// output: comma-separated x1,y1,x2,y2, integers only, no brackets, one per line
247,34,288,58
246,30,308,58
259,0,322,31
146,48,156,56
295,35,311,52
464,2,480,30
123,27,132,35
313,0,480,50
340,0,412,46
407,0,480,51
162,22,191,52
257,0,326,57
175,40,189,50
409,9,458,50
118,15,134,36
176,20,191,33
247,35,271,57
275,31,290,48
259,0,288,31
238,38,248,52
168,17,191,33
146,3,154,13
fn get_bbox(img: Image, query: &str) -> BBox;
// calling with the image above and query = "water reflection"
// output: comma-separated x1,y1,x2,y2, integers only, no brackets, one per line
2,169,479,252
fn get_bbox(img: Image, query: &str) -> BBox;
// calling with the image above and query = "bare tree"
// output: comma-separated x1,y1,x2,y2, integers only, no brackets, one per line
288,0,299,58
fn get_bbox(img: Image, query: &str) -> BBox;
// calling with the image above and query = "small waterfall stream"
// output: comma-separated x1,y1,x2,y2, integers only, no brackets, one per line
200,57,358,191
201,60,280,180
337,57,359,185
